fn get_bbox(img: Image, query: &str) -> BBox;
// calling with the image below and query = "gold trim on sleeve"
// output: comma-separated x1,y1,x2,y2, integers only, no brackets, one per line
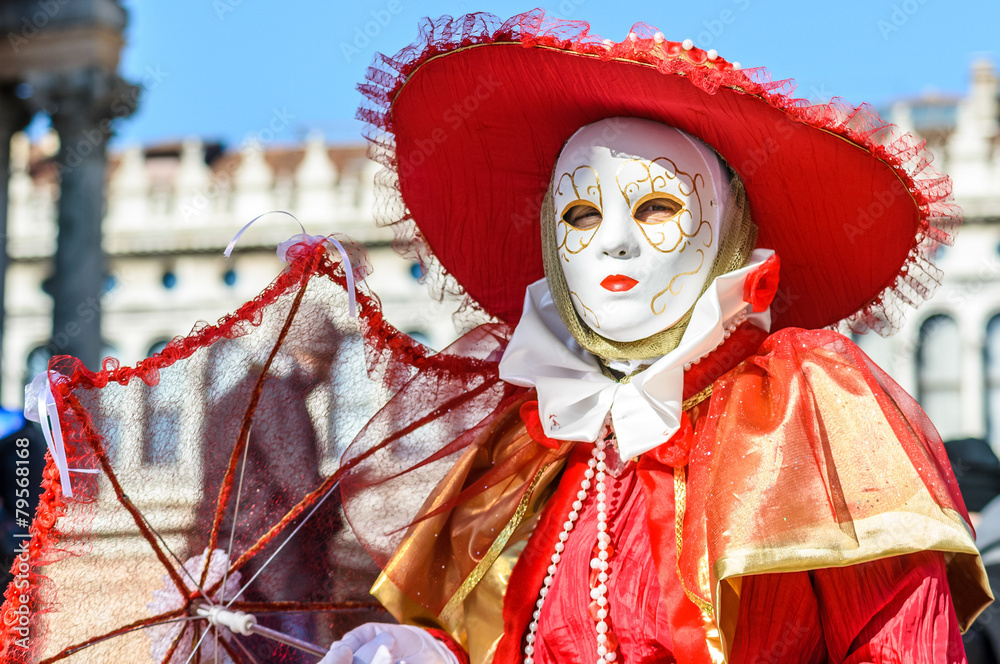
682,384,713,411
438,464,551,623
674,465,714,616
675,465,726,663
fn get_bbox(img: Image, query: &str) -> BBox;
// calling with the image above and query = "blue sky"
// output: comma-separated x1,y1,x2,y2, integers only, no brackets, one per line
97,1,997,149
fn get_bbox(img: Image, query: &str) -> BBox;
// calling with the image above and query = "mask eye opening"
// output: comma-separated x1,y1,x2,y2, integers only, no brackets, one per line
560,199,603,230
632,192,684,224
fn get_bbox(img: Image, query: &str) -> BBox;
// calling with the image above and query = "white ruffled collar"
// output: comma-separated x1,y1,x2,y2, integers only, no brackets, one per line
498,248,774,459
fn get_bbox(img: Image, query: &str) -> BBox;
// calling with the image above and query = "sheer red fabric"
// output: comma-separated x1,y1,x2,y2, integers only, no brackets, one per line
676,327,977,613
337,322,523,575
0,240,488,662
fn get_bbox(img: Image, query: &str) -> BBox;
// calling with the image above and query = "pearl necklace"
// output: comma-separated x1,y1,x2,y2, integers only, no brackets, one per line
683,307,749,371
524,435,617,664
523,307,750,663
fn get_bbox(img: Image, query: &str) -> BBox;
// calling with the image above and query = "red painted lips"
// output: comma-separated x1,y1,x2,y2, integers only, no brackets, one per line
600,275,638,292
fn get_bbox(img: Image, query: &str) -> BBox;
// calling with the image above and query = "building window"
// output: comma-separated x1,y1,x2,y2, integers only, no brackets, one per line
103,274,118,295
985,315,1000,448
25,346,52,382
406,329,431,347
917,315,962,441
148,340,170,357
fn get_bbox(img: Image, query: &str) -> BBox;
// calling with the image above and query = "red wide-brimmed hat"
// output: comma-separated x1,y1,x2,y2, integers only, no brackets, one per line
358,9,959,334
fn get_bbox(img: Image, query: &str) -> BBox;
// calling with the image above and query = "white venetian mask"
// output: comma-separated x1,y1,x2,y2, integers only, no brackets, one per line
552,117,726,342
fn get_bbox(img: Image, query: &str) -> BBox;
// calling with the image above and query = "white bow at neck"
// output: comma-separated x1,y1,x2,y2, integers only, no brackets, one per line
498,249,774,460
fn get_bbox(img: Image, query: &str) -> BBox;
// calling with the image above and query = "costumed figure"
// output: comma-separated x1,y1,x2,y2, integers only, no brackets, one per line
318,10,992,664
191,311,339,658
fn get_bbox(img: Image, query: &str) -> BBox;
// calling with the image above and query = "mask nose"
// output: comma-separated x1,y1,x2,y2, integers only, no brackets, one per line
597,207,641,260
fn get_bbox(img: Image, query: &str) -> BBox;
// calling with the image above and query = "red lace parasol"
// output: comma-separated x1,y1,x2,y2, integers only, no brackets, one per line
0,238,485,663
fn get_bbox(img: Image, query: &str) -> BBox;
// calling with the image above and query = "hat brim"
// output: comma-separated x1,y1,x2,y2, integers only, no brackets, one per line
360,11,958,333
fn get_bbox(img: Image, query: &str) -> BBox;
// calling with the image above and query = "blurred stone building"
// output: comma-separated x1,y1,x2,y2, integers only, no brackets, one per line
857,59,1000,450
2,129,461,408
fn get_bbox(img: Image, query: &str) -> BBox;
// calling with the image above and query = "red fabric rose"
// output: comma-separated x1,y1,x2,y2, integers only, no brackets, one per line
743,253,781,313
648,411,694,468
519,400,562,449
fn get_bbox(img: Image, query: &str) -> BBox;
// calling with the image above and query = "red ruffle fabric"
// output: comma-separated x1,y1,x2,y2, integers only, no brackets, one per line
532,459,673,663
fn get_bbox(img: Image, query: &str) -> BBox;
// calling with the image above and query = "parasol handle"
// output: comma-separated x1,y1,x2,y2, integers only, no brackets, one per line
196,604,328,659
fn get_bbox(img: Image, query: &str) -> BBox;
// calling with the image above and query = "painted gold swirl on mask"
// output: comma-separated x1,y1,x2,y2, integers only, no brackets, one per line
555,166,603,257
650,249,706,315
570,291,600,329
615,157,714,254
556,165,603,212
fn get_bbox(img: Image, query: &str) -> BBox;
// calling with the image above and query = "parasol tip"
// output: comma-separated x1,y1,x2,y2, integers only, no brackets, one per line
196,604,257,635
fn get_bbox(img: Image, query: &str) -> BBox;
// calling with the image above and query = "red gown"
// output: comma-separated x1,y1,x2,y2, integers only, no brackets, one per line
354,326,990,664
514,449,968,663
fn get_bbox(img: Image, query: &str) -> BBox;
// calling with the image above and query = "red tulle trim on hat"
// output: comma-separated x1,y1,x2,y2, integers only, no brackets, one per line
357,9,960,336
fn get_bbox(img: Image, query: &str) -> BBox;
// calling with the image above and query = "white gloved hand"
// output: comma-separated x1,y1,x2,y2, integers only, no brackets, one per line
319,623,460,664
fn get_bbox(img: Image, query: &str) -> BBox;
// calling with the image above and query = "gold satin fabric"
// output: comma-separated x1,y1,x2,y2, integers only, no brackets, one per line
372,516,540,664
372,391,567,661
677,333,992,659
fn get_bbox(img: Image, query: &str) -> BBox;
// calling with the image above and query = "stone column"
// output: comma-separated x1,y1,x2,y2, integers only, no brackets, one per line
0,84,31,396
30,68,138,370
